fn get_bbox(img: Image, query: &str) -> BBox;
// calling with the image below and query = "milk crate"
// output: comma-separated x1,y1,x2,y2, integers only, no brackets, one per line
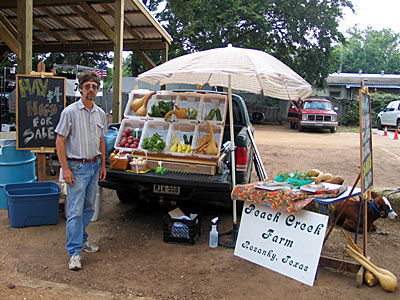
163,213,201,245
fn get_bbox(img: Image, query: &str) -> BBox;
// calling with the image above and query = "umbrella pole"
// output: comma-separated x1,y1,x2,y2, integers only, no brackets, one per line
219,74,238,248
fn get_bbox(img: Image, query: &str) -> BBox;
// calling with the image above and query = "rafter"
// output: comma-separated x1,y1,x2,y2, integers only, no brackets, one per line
33,19,69,44
79,2,115,42
40,7,91,43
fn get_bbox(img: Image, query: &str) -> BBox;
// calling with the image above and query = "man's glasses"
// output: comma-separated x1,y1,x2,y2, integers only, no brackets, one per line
83,83,98,90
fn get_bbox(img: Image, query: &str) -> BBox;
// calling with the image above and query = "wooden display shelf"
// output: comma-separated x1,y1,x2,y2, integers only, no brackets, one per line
147,159,217,175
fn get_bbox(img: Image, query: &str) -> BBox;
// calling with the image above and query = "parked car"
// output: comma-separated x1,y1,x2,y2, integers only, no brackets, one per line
287,98,338,133
377,99,400,131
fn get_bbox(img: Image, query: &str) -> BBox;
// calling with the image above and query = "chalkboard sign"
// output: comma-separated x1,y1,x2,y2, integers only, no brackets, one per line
16,74,66,150
359,91,373,193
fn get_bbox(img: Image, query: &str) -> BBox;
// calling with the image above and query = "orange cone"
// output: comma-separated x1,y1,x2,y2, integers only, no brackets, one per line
394,129,399,140
384,126,388,136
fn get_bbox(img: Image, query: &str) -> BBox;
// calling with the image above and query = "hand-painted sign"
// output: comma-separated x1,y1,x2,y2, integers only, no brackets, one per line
16,75,66,149
234,202,328,286
359,91,373,192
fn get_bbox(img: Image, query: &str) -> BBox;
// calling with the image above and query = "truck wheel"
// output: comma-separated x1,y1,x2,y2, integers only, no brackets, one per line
330,127,336,133
397,119,400,132
377,118,382,130
290,122,295,129
298,124,304,132
116,187,136,203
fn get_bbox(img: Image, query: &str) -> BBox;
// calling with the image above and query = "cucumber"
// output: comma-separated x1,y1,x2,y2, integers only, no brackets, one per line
206,109,216,120
216,108,222,121
183,134,189,145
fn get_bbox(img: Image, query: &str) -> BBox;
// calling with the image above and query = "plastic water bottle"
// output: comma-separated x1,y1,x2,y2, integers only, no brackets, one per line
209,217,219,248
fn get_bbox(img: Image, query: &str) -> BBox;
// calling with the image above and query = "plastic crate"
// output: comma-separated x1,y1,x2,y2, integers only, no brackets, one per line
200,93,227,125
139,120,170,153
165,122,196,156
124,89,158,118
114,118,146,153
4,181,61,228
192,123,224,159
163,214,201,245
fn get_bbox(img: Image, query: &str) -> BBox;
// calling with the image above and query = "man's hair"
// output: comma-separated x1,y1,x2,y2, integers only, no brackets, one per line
78,70,101,89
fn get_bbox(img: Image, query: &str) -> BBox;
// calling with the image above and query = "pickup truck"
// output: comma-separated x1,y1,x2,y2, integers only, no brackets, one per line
99,90,264,207
287,98,338,133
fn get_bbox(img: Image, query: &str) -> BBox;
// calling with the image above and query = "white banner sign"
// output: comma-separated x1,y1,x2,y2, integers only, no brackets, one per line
234,202,329,286
66,79,103,97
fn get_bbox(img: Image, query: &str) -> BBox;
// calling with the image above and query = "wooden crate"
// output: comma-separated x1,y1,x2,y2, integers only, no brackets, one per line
147,159,216,175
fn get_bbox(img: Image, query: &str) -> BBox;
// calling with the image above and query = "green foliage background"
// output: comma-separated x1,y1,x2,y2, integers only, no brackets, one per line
332,93,399,127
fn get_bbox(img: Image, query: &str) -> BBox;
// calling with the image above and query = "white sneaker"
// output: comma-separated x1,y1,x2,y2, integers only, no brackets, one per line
82,241,99,253
68,255,81,271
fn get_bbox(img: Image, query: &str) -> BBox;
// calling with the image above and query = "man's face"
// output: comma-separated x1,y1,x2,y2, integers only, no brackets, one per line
80,80,99,101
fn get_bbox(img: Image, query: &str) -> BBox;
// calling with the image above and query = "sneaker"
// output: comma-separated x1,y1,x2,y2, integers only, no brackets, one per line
82,241,99,253
68,255,81,271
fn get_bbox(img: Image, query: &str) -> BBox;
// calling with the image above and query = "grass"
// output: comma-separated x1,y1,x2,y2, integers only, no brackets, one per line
337,126,360,133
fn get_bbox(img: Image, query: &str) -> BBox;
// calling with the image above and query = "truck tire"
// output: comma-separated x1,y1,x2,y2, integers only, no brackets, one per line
330,127,336,133
397,119,400,132
298,124,304,132
116,187,137,203
290,122,295,129
377,118,382,130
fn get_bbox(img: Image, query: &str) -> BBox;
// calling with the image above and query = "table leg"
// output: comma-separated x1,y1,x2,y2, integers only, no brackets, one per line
354,195,362,244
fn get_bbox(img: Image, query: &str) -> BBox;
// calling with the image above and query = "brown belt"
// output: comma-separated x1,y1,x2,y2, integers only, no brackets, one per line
67,155,100,163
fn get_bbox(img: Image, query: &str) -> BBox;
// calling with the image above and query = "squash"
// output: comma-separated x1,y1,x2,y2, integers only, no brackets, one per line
205,121,218,156
326,175,345,185
320,173,333,182
164,105,188,121
131,91,156,112
135,91,155,116
307,169,322,177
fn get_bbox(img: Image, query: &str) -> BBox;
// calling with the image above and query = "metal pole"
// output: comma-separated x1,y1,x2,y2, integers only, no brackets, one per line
228,75,237,224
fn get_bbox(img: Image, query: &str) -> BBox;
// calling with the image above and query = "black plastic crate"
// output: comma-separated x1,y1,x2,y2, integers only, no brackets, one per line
163,213,201,245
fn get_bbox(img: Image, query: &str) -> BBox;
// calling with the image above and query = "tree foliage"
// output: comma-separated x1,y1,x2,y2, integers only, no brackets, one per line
336,27,400,74
145,0,353,88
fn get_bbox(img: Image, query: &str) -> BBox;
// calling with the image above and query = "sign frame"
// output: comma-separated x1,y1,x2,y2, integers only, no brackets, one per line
234,202,328,286
16,74,66,150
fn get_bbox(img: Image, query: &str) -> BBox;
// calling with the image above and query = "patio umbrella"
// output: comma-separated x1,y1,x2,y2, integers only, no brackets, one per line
137,44,312,242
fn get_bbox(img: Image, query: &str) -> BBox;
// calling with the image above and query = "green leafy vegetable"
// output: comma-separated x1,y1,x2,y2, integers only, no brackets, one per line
148,101,174,117
142,133,166,153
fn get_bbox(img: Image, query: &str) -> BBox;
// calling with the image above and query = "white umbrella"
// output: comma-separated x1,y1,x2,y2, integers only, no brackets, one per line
138,44,312,244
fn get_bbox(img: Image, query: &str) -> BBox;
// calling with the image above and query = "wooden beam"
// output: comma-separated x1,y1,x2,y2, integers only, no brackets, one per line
70,5,108,40
79,2,115,42
161,41,169,63
17,0,33,74
0,18,21,59
40,7,91,43
133,49,156,69
0,11,17,36
0,49,10,64
112,0,124,123
100,3,143,43
0,0,115,9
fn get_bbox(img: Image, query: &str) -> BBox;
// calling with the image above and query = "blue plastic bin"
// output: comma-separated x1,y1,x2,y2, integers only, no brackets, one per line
4,181,61,228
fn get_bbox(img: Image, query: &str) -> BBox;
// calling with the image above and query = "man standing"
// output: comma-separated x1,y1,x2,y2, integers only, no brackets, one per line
55,70,107,271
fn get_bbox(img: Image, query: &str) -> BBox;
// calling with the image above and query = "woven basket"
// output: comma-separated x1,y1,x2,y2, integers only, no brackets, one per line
109,151,130,170
129,150,148,173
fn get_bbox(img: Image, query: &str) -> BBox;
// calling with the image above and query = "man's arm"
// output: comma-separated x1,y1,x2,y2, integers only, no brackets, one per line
99,136,106,181
56,134,74,185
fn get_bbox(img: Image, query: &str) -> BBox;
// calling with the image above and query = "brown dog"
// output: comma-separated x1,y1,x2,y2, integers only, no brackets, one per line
333,192,398,233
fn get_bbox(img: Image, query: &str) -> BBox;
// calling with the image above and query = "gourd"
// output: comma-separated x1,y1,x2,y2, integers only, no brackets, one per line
131,91,156,112
164,105,187,121
135,91,155,116
205,121,218,156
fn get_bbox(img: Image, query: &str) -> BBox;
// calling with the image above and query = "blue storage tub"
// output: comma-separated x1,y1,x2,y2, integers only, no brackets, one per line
4,181,61,228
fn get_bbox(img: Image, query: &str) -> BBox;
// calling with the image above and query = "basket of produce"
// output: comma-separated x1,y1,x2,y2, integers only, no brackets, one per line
129,150,148,173
109,150,130,170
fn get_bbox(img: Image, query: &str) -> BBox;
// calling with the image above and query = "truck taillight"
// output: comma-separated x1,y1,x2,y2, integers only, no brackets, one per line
236,146,248,173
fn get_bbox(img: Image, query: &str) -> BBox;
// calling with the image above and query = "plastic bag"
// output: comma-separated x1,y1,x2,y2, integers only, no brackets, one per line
105,127,119,164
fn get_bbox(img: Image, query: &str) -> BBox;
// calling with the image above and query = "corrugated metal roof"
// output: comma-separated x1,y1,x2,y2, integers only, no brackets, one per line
328,73,400,85
0,0,172,55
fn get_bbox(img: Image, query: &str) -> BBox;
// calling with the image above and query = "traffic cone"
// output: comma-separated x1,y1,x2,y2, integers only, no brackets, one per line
394,129,399,140
383,126,388,136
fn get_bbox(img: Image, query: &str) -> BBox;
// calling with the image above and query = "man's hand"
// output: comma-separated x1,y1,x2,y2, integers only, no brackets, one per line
99,166,107,182
62,168,74,186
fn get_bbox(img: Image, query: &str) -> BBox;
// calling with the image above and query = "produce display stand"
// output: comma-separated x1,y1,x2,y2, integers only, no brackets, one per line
112,90,228,175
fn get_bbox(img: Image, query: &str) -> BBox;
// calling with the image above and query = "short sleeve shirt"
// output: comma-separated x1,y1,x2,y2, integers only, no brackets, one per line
55,99,107,159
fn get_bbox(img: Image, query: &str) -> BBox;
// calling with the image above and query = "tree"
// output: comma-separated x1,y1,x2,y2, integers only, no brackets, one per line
336,27,400,74
144,0,353,89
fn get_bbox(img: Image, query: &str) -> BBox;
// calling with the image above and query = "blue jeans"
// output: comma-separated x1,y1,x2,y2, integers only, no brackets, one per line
66,158,100,256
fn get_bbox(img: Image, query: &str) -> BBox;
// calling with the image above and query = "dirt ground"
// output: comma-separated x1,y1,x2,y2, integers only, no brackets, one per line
1,124,399,300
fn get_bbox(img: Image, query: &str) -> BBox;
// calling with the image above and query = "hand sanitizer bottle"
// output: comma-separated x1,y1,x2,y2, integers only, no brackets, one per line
209,217,219,248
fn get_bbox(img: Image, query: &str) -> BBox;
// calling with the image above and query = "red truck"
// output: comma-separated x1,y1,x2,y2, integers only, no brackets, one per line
287,98,338,133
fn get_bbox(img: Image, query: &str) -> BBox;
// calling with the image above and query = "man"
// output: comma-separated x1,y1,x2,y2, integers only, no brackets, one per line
55,70,107,271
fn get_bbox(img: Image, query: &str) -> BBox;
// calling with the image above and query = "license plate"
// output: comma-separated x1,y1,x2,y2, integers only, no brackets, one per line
153,184,180,195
